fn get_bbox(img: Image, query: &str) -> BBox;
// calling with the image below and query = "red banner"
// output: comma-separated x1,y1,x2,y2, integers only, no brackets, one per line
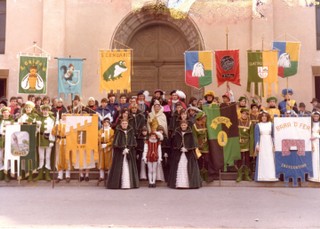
215,50,240,87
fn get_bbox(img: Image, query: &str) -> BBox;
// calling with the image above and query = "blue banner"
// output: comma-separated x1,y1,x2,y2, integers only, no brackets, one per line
57,58,83,98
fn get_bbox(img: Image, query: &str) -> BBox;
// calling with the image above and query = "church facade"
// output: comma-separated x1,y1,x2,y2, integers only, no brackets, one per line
0,0,319,109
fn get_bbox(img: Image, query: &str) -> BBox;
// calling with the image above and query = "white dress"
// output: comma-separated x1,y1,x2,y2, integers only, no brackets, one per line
255,122,278,181
309,122,320,182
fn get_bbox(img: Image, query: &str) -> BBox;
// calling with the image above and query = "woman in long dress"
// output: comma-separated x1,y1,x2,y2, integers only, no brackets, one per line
309,111,320,182
107,119,139,189
254,111,278,181
168,120,202,189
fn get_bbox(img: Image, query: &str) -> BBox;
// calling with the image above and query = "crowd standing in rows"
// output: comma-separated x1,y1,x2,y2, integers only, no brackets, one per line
0,88,320,189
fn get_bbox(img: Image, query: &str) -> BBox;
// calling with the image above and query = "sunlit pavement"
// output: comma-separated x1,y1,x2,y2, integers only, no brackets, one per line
1,180,320,228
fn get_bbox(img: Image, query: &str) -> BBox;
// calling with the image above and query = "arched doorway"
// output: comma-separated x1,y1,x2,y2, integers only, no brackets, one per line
110,6,205,99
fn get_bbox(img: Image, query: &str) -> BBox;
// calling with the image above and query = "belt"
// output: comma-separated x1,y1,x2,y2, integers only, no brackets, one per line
57,136,66,139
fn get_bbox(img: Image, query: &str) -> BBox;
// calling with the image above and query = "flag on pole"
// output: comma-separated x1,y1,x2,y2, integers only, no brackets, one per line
247,50,278,97
215,50,240,86
100,49,132,93
18,56,48,94
203,103,241,172
185,51,213,89
57,58,84,99
273,41,301,77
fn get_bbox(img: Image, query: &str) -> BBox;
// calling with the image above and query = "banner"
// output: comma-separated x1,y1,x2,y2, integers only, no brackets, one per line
247,50,278,97
273,41,301,77
274,117,312,186
185,51,213,89
203,103,241,172
19,56,48,94
65,114,99,168
215,50,240,86
57,58,83,99
4,124,37,179
100,49,132,93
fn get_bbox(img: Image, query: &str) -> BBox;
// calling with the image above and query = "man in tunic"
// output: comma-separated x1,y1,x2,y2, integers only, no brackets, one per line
266,97,280,121
278,88,298,115
34,105,55,181
237,108,252,182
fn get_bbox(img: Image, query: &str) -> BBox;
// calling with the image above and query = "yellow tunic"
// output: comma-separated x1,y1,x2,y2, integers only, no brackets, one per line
98,127,114,170
266,108,281,121
52,122,70,170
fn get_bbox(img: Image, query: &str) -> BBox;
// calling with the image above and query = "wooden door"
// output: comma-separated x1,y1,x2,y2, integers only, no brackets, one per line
129,23,190,99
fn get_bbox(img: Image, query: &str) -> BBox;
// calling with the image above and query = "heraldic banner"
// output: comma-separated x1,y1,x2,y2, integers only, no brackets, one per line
247,50,278,97
4,124,37,180
19,55,48,94
100,49,132,93
185,51,213,89
215,50,240,87
274,117,312,186
203,103,241,174
65,114,99,168
57,58,83,99
273,41,301,78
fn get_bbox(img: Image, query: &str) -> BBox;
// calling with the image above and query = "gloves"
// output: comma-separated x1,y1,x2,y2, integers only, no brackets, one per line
142,157,147,164
101,144,107,149
101,133,105,138
122,148,129,155
181,147,188,153
157,158,162,164
49,143,54,148
164,153,168,158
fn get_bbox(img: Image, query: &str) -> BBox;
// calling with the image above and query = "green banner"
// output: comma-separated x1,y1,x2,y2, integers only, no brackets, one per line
247,51,263,96
19,56,48,94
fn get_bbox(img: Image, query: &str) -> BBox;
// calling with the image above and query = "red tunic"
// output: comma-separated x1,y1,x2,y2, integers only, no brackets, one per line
146,141,160,162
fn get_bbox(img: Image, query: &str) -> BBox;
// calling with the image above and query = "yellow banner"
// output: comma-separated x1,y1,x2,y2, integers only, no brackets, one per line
262,50,278,97
99,49,132,93
65,114,99,168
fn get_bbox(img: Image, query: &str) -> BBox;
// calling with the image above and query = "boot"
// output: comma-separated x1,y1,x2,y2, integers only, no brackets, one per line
0,170,4,180
244,166,252,181
27,171,33,182
236,166,243,183
45,168,51,181
34,168,44,181
4,172,11,183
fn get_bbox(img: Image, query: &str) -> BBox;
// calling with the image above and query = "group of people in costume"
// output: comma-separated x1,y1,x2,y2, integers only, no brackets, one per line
0,87,319,189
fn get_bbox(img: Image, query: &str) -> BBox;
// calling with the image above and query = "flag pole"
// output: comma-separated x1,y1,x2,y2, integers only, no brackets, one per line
284,33,289,90
226,26,230,94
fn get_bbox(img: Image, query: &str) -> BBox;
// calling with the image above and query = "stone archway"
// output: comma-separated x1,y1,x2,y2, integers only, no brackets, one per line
110,5,205,100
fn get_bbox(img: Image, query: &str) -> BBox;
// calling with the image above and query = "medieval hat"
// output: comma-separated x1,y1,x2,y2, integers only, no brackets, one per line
204,90,215,99
40,104,51,111
266,96,277,103
25,101,35,109
154,89,164,95
1,106,11,114
240,108,250,114
282,88,293,96
156,125,164,132
312,111,320,116
238,96,247,102
195,112,206,120
176,90,186,99
310,98,319,104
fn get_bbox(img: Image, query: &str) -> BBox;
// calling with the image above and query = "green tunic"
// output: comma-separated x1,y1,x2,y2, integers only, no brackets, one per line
36,115,55,147
192,124,209,154
238,119,251,152
0,118,15,148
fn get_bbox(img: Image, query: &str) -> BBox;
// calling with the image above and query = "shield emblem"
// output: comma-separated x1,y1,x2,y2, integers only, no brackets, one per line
258,66,269,79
